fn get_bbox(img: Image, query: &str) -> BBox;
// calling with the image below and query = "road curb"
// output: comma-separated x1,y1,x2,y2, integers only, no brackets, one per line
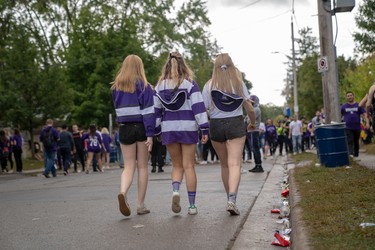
289,168,311,250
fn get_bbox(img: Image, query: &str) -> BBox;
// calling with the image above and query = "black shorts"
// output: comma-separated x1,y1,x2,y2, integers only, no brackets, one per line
119,122,147,145
209,116,246,142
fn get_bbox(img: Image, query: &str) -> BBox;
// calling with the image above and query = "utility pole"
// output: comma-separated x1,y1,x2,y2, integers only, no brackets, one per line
317,0,341,123
291,14,298,119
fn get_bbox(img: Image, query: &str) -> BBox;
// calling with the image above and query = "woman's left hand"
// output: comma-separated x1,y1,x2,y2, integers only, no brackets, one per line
201,135,208,144
145,137,153,152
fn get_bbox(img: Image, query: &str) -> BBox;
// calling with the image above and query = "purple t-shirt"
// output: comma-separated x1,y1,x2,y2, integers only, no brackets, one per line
341,102,365,130
101,134,112,152
82,132,103,153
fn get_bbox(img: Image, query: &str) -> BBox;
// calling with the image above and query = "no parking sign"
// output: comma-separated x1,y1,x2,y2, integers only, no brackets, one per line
317,56,328,73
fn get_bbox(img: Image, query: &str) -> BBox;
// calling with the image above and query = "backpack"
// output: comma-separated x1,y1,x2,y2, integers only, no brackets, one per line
1,145,9,158
42,129,55,150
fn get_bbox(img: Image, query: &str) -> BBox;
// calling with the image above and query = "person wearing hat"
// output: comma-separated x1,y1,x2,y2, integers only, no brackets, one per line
247,95,264,173
154,52,209,215
202,53,256,216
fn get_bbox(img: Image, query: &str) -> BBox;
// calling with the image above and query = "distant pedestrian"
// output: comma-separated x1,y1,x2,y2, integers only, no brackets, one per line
39,119,59,178
365,81,375,131
101,127,112,169
202,53,256,216
265,118,277,159
341,91,369,157
154,52,209,215
0,130,11,173
11,129,23,173
82,125,105,173
72,125,85,172
4,129,14,172
58,124,75,175
111,55,155,217
289,115,303,154
247,95,264,173
150,136,165,173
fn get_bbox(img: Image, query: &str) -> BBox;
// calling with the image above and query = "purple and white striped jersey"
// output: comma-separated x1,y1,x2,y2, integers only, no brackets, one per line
112,81,155,137
154,79,209,145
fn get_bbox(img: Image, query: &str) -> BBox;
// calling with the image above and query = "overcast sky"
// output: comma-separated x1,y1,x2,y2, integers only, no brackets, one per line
205,0,362,107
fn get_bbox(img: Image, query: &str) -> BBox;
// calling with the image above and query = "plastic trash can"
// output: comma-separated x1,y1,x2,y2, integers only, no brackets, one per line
315,123,349,167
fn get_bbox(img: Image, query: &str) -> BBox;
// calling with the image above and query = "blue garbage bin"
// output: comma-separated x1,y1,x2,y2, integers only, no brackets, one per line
315,123,349,167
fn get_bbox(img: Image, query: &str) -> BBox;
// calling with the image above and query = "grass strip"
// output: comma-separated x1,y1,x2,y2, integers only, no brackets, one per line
294,159,375,250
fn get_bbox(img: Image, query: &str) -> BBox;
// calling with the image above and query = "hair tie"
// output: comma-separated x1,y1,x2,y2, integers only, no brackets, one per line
220,64,228,71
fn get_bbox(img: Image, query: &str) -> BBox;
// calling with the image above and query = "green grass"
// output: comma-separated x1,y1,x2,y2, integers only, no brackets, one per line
293,154,375,250
22,158,45,171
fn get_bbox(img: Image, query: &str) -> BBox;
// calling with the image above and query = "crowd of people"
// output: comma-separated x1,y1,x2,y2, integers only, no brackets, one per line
0,128,23,173
38,119,117,177
1,52,374,220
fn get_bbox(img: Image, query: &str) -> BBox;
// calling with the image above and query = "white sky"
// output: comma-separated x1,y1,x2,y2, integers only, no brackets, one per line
205,0,362,106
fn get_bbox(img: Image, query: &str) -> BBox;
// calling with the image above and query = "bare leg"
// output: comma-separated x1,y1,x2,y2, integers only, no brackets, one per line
211,141,229,195
86,152,94,172
136,141,150,208
167,143,184,184
120,143,137,194
96,153,103,171
226,136,245,193
181,144,197,192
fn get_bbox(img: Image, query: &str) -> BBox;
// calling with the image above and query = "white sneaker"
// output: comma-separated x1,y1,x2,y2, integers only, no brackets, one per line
227,201,240,215
172,191,181,213
200,161,207,165
188,205,198,215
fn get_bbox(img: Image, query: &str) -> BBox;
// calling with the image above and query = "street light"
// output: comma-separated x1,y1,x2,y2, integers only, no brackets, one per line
272,51,298,118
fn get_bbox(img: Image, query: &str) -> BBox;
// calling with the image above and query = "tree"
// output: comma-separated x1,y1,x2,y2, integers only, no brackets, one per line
353,0,375,55
343,55,375,103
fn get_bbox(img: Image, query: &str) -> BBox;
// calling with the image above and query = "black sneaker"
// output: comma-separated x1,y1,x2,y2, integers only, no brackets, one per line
158,168,164,173
43,173,50,178
249,165,264,173
151,167,156,173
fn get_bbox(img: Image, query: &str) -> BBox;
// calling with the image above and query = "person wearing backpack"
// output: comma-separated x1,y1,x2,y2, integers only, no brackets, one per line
39,119,59,178
0,130,11,173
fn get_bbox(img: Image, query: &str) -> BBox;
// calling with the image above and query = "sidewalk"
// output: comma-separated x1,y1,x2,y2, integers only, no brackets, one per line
233,149,375,249
233,155,294,249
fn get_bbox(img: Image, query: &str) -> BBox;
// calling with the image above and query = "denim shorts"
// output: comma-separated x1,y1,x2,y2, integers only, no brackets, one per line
119,122,147,145
209,116,246,142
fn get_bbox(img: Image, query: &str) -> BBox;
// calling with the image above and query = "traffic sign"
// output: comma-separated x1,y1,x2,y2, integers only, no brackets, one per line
317,56,328,72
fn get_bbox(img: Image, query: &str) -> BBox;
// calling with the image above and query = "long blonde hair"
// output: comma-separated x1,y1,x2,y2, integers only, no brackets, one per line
210,53,244,96
157,52,194,87
111,55,148,93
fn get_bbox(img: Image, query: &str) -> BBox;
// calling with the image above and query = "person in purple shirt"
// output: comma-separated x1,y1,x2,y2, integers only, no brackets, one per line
112,55,155,217
101,127,112,169
154,52,209,215
11,129,23,173
341,91,369,157
81,125,105,174
265,119,277,159
39,119,59,178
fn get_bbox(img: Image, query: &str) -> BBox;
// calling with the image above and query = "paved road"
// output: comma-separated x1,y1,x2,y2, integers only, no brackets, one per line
0,161,275,250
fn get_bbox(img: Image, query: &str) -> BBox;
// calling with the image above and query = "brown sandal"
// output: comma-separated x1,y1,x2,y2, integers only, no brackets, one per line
118,193,131,216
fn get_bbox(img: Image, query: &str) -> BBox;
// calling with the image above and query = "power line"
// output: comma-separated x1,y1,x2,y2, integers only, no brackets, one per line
239,0,264,10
